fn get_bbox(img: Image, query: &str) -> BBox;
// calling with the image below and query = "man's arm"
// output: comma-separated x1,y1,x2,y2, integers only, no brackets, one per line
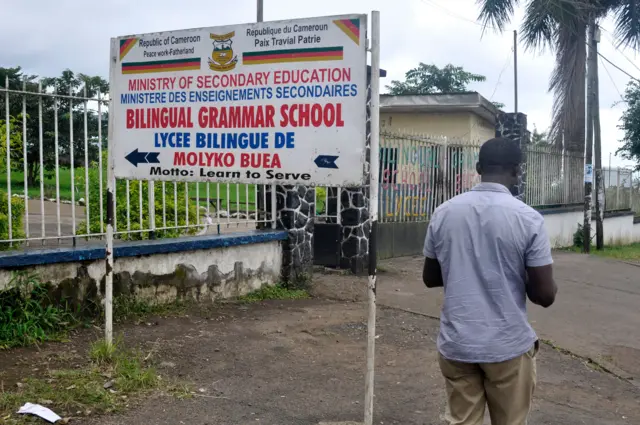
423,257,443,288
422,215,443,288
526,265,556,307
525,219,557,308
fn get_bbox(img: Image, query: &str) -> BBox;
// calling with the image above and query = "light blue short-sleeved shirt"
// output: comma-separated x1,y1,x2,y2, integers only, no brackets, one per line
424,182,553,363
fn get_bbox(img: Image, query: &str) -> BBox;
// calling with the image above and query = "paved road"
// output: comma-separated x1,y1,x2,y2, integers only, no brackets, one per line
21,200,84,246
375,252,640,381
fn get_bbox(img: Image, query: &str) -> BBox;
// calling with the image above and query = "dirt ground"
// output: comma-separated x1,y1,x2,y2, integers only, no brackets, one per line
1,268,639,424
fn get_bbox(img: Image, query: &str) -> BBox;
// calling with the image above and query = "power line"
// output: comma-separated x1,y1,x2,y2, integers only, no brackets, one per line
599,27,640,75
526,3,640,82
548,6,640,81
419,0,500,31
419,0,513,104
599,56,625,103
597,51,640,82
420,0,640,83
490,50,513,101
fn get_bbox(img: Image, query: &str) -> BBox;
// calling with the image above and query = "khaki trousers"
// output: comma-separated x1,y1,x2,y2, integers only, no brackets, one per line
438,341,538,425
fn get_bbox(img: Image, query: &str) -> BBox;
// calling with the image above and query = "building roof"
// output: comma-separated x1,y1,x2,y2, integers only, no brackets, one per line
380,92,499,123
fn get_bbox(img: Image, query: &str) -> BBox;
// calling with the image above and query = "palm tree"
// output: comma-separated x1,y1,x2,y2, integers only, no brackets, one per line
476,0,640,153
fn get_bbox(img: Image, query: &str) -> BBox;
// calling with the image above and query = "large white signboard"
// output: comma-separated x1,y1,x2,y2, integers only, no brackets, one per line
110,14,367,186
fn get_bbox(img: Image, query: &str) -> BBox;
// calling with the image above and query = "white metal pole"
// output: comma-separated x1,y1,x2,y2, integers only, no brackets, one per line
39,82,45,243
149,180,156,239
105,39,117,345
4,76,12,244
364,10,380,425
255,0,275,228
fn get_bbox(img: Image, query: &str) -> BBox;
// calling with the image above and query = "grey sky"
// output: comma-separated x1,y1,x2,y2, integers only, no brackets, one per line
2,0,637,167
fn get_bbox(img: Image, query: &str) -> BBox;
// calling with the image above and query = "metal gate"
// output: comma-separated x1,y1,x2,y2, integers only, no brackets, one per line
313,186,342,268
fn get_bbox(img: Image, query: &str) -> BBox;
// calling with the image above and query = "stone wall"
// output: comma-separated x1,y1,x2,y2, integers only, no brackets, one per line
495,112,529,200
329,79,372,273
340,187,370,272
266,185,315,285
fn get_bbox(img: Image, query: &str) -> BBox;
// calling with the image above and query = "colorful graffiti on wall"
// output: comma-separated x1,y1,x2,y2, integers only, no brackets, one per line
379,144,480,220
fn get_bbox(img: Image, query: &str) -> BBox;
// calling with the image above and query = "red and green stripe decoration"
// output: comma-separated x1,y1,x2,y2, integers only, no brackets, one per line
333,18,360,45
121,58,201,74
119,38,138,61
242,46,344,65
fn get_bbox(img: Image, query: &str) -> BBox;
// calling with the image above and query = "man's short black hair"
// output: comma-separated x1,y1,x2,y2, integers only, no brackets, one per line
478,137,522,173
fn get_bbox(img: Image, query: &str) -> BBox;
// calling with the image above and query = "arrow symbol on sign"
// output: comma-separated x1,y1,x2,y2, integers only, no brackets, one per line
314,155,339,169
125,149,161,167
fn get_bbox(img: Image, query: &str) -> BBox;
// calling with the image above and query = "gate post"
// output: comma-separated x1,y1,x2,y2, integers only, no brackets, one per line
339,66,385,274
266,185,315,286
495,112,529,200
338,71,372,274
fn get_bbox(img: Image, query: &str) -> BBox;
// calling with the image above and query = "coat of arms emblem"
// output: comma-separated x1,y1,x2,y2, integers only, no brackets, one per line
208,32,238,72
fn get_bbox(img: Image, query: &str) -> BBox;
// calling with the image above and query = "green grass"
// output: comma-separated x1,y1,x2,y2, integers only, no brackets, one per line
0,338,160,423
0,168,256,207
590,243,640,261
0,273,81,350
0,168,76,200
0,274,198,423
567,243,640,262
112,296,188,323
238,283,310,302
0,272,191,350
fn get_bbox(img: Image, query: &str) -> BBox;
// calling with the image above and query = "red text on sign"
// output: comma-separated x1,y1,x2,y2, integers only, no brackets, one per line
198,106,276,129
240,153,281,169
279,103,344,128
174,152,235,167
126,107,193,129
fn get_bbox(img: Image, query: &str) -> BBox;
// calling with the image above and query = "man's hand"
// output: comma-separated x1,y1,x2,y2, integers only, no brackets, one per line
423,257,443,288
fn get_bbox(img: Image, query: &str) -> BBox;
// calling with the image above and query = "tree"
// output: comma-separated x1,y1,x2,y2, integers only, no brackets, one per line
0,115,24,169
476,0,640,153
0,67,108,186
386,63,487,95
530,125,550,145
617,80,640,169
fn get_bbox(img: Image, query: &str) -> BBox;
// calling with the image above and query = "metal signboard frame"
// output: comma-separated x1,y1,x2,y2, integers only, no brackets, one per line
104,10,381,425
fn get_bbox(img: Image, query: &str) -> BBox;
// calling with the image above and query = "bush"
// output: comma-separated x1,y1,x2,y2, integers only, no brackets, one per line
316,187,327,215
573,223,584,248
0,188,25,250
77,152,198,240
573,222,596,249
0,272,77,349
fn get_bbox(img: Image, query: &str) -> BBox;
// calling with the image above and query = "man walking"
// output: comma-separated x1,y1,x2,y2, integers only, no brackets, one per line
422,137,557,425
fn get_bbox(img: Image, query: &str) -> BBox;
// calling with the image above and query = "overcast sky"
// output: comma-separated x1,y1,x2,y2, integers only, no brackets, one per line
3,0,639,168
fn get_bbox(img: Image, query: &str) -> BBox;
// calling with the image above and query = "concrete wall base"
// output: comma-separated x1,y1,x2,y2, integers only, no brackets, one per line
0,231,287,309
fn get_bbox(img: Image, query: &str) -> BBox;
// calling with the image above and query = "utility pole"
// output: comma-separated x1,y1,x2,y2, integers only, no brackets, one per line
584,17,596,253
593,26,604,250
513,30,518,113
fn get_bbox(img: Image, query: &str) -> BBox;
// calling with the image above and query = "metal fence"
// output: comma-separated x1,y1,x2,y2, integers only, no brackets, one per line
379,131,481,223
601,167,635,212
0,78,600,247
378,132,586,222
525,144,585,207
0,78,276,249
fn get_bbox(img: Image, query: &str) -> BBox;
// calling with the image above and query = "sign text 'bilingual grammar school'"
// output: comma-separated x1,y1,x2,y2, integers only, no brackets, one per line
110,15,367,185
